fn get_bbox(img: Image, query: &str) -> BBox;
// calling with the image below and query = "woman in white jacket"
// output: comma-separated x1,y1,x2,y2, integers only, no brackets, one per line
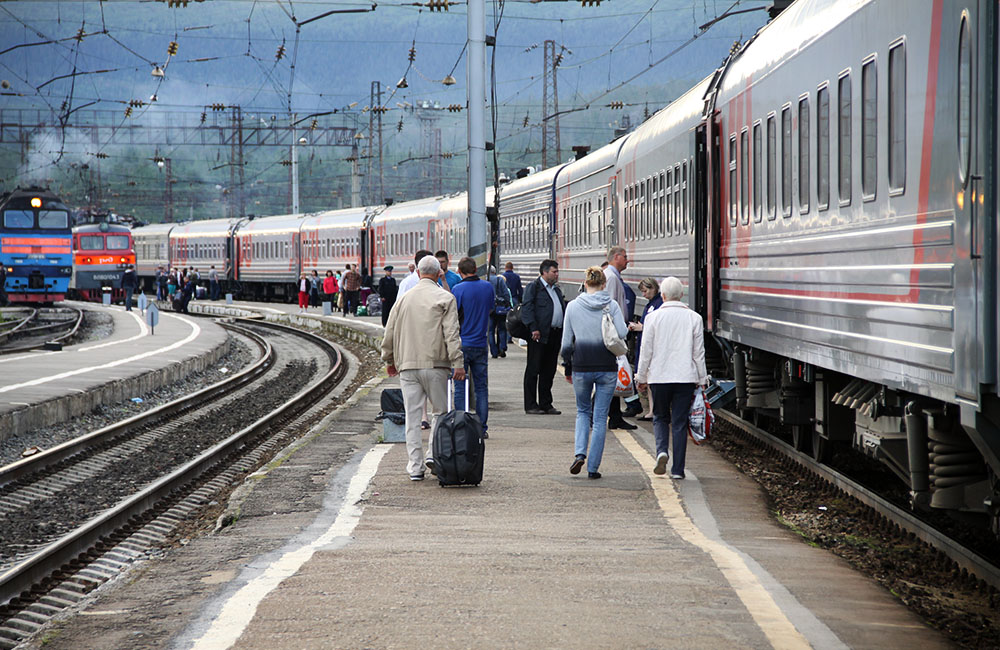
635,276,707,479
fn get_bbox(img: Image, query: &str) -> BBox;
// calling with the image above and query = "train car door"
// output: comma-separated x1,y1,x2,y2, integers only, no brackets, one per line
693,125,708,320
954,1,997,400
607,176,619,249
698,115,723,331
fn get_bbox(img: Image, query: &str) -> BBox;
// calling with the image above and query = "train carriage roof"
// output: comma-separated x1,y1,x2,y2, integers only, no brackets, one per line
616,76,712,164
498,163,568,204
373,195,449,226
235,213,307,236
300,207,367,232
556,136,630,191
169,218,244,239
131,223,176,238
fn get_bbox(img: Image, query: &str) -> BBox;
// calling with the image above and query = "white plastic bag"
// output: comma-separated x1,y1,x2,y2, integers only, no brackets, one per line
688,387,714,445
614,355,633,395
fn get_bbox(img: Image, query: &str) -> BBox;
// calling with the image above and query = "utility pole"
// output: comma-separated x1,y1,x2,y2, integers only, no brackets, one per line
230,106,245,218
350,141,361,208
417,106,443,197
542,40,561,169
467,0,488,272
368,81,384,205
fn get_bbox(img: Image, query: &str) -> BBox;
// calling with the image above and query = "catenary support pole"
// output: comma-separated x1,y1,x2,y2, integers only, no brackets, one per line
466,0,488,274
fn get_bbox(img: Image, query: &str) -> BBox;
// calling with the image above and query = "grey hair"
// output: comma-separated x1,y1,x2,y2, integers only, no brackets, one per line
660,276,684,301
489,265,497,275
417,254,442,276
607,246,625,263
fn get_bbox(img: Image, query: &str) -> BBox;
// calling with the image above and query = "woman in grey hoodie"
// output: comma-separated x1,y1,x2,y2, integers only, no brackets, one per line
561,266,629,479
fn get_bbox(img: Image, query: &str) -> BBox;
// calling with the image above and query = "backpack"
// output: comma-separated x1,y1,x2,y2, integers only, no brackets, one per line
490,276,511,315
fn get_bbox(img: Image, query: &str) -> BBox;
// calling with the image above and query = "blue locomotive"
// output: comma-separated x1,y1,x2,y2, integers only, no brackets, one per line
0,187,73,304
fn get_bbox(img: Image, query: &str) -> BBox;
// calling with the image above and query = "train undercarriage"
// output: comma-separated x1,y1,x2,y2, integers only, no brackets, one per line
725,343,1000,538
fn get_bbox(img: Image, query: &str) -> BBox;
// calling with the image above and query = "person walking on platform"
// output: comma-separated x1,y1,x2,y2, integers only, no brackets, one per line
179,275,194,314
309,270,321,307
378,265,398,326
603,247,638,430
121,264,138,311
452,257,496,436
398,250,432,298
628,277,663,420
562,266,628,480
323,270,338,306
502,261,523,345
297,273,310,313
488,268,511,358
341,264,361,316
209,265,221,301
381,254,465,481
155,266,167,301
521,259,565,415
636,276,708,480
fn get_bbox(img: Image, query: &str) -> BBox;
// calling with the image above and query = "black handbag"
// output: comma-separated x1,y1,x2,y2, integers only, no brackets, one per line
506,304,530,340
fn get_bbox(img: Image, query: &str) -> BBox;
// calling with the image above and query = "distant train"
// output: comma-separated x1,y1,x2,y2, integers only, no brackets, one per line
0,186,73,303
133,0,999,534
70,222,136,301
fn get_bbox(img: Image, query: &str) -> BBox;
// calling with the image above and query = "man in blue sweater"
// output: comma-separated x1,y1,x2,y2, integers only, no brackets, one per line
451,256,496,436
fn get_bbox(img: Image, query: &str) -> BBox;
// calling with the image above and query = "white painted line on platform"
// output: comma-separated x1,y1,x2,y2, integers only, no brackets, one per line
0,316,200,394
186,444,389,650
78,309,149,351
616,431,814,650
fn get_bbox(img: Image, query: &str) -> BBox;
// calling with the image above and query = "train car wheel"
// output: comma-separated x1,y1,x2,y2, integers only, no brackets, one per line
812,430,828,463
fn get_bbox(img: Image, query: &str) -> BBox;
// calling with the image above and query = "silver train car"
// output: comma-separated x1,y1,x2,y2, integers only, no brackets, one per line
128,0,999,531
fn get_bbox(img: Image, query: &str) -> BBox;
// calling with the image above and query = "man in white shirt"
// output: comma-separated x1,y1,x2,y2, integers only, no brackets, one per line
397,249,433,298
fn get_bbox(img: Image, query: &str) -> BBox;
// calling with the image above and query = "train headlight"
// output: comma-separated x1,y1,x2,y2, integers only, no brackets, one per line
30,197,42,208
120,257,126,263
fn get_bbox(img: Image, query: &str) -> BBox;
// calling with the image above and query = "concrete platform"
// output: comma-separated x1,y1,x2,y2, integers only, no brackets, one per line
22,315,948,650
0,300,229,441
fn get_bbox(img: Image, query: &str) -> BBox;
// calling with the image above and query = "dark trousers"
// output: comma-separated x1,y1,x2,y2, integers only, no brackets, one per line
343,290,360,315
124,287,134,311
650,383,696,476
488,313,508,357
523,328,561,411
210,280,220,301
381,299,395,326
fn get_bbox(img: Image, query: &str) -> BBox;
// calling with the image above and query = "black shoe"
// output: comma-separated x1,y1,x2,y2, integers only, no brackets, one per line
409,473,425,481
588,471,602,479
608,419,637,430
525,408,545,415
499,350,506,358
570,455,585,475
491,355,499,359
542,408,561,415
622,406,643,418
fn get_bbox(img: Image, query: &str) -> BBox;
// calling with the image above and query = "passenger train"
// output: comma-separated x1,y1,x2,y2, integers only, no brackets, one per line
0,187,73,303
133,0,999,532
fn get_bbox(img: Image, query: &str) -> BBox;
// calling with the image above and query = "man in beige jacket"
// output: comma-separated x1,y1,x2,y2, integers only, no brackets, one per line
382,254,466,480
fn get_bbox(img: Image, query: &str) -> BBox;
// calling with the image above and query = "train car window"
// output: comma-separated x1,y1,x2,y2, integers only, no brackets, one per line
959,15,972,185
657,172,665,237
888,40,906,194
651,176,659,239
587,200,593,246
682,162,689,233
38,210,68,228
107,235,129,249
767,115,777,219
741,129,750,225
753,123,762,222
666,168,674,237
79,235,104,250
781,107,792,217
817,85,831,210
3,210,32,228
862,56,877,200
798,96,810,213
838,72,852,205
674,164,682,235
729,134,738,226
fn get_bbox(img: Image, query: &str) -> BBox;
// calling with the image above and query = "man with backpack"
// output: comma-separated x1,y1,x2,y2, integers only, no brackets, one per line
488,267,512,359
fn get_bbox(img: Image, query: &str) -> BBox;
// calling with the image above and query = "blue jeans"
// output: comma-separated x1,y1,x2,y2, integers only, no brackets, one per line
455,346,489,431
488,314,507,357
572,371,617,473
650,383,696,476
124,287,134,310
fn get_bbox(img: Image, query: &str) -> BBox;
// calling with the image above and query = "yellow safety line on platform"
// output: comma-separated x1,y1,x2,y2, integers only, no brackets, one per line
615,430,812,650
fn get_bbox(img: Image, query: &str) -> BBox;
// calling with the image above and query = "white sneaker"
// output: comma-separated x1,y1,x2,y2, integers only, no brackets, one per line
653,452,669,475
670,473,685,480
425,457,437,476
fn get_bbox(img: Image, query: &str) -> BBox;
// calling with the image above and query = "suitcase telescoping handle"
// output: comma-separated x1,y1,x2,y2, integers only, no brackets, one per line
446,374,470,413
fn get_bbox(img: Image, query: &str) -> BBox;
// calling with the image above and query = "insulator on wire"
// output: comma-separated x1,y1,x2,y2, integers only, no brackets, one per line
408,47,417,62
608,101,624,109
276,44,286,61
167,41,179,56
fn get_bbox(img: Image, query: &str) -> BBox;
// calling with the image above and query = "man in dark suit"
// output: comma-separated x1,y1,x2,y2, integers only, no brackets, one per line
378,265,398,326
520,259,565,415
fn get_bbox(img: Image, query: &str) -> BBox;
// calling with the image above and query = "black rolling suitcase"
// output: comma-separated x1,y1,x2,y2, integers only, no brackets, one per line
432,380,485,487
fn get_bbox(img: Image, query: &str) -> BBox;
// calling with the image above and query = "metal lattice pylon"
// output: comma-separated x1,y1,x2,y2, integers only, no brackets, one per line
542,40,561,169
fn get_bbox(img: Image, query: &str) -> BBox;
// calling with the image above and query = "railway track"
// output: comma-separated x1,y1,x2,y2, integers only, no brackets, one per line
0,318,348,647
715,409,1000,595
0,306,83,353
